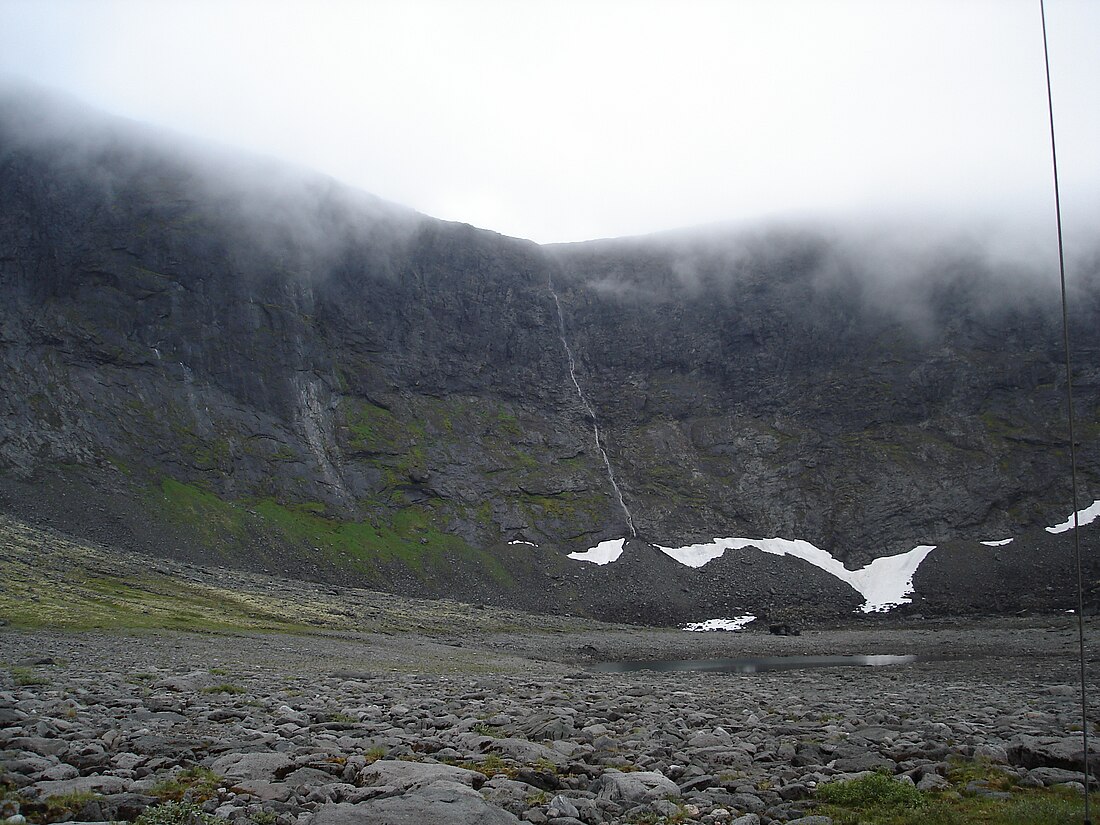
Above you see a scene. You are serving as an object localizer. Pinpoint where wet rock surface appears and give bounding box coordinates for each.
[2,618,1097,824]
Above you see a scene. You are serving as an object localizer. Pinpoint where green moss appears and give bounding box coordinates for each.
[333,366,350,392]
[496,408,523,437]
[1,561,322,634]
[135,801,218,825]
[523,493,572,519]
[184,437,231,470]
[518,489,606,527]
[474,500,494,525]
[342,399,409,454]
[816,772,925,810]
[251,495,513,584]
[251,497,397,570]
[42,790,102,821]
[839,429,910,462]
[944,755,1017,791]
[815,763,1100,825]
[83,576,316,632]
[149,472,509,586]
[11,665,49,686]
[455,753,515,779]
[151,767,223,803]
[156,477,248,545]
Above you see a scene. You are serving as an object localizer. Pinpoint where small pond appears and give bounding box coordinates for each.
[589,654,918,674]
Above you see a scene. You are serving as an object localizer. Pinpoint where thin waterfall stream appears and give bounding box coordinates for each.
[548,278,637,538]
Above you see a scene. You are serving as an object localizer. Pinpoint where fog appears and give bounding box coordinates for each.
[0,78,431,284]
[1,1,1098,246]
[5,72,1095,323]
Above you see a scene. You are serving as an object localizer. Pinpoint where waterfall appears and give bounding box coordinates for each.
[548,278,637,537]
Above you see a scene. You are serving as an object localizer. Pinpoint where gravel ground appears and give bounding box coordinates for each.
[2,617,1098,825]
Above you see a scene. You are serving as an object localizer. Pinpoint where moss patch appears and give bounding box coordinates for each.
[152,477,514,587]
[815,764,1100,825]
[156,477,249,546]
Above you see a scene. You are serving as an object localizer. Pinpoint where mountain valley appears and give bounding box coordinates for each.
[2,85,1098,624]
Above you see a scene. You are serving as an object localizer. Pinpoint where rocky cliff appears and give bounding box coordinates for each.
[1,86,1097,622]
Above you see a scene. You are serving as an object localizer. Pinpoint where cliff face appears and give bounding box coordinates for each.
[550,232,1100,563]
[1,88,1098,621]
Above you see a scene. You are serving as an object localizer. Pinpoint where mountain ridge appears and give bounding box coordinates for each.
[1,85,1097,621]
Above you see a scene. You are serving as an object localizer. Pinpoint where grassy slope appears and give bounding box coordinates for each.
[0,514,583,637]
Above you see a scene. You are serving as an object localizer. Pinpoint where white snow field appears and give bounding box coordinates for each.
[657,537,934,613]
[1046,499,1100,534]
[567,538,626,565]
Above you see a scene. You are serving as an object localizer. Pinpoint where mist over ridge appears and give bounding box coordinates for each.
[5,75,1098,277]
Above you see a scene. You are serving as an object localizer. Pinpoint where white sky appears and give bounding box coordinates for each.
[1,0,1098,244]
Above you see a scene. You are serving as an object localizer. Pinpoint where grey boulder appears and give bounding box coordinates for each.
[211,752,296,782]
[358,759,485,791]
[313,781,519,825]
[590,769,679,803]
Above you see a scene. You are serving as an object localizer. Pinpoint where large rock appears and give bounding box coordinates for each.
[226,780,293,802]
[211,752,296,782]
[7,738,68,757]
[483,738,566,766]
[1007,735,1098,773]
[313,781,519,825]
[358,760,485,791]
[1027,766,1092,786]
[521,711,576,742]
[590,769,679,803]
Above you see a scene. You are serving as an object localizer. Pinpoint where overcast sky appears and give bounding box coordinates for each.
[1,0,1097,244]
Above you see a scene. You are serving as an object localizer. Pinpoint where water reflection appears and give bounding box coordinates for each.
[590,654,918,674]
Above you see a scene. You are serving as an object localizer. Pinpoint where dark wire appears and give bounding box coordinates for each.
[1039,1,1091,822]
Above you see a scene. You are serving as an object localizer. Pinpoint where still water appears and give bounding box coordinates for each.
[589,654,918,674]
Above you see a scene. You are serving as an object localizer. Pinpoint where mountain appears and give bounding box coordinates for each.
[2,84,1098,622]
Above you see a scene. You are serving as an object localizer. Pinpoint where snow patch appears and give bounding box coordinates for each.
[848,545,936,613]
[980,538,1013,547]
[1046,499,1100,534]
[657,537,935,613]
[568,538,625,565]
[508,540,538,547]
[683,615,757,632]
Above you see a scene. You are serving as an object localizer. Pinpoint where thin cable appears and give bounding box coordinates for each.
[1040,2,1091,821]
